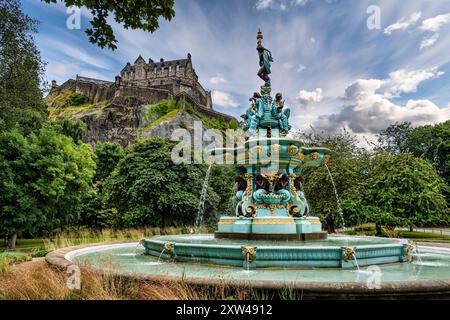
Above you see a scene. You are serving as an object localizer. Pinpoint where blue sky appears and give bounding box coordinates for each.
[23,0,450,140]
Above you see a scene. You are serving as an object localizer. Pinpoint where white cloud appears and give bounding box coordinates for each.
[255,0,273,10]
[296,88,323,107]
[209,74,227,84]
[294,0,308,6]
[212,90,239,108]
[419,13,450,32]
[310,37,316,43]
[420,33,440,50]
[313,76,450,134]
[297,64,306,72]
[383,11,422,35]
[381,67,444,98]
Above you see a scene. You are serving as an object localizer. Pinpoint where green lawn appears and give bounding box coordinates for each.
[398,231,450,241]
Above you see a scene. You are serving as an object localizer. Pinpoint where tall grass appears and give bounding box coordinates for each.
[44,226,209,252]
[0,260,261,300]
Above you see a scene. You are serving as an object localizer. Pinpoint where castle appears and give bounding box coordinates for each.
[49,53,216,112]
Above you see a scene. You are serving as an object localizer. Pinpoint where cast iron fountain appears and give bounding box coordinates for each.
[52,31,450,298]
[141,31,412,269]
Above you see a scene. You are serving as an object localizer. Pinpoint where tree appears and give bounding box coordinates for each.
[102,137,221,228]
[0,0,47,133]
[367,152,448,232]
[94,141,124,182]
[0,127,96,250]
[377,121,450,205]
[301,129,372,233]
[42,0,175,50]
[52,118,87,143]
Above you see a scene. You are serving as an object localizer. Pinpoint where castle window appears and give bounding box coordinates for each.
[176,65,180,72]
[169,66,172,72]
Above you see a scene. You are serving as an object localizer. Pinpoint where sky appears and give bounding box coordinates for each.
[23,0,450,142]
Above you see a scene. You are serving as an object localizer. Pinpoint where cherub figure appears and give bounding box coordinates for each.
[271,92,291,134]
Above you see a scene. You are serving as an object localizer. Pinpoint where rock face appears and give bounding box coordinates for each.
[46,86,238,147]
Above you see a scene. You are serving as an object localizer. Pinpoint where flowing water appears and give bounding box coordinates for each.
[195,164,212,229]
[324,163,346,229]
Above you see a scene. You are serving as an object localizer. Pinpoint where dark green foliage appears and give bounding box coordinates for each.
[0,0,47,133]
[368,152,448,228]
[302,129,372,232]
[102,137,221,228]
[52,118,87,143]
[0,127,96,248]
[94,142,124,182]
[69,93,86,106]
[42,0,175,50]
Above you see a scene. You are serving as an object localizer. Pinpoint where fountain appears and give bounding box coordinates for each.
[47,31,450,298]
[141,31,412,269]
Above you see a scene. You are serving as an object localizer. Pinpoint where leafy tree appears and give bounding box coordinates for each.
[378,121,450,205]
[52,118,87,143]
[94,141,124,182]
[0,0,47,133]
[42,0,175,50]
[0,127,96,250]
[102,137,220,228]
[301,129,372,233]
[367,152,448,232]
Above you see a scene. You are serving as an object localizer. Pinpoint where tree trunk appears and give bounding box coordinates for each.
[7,233,17,251]
[375,224,382,236]
[409,225,413,232]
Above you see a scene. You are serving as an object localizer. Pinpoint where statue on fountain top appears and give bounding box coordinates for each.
[241,30,291,136]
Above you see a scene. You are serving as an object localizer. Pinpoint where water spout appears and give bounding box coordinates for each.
[195,164,212,230]
[324,162,346,229]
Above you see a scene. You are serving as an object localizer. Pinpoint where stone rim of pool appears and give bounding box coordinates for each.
[45,240,450,298]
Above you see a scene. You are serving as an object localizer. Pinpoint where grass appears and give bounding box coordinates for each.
[398,231,450,241]
[0,259,282,300]
[0,252,32,272]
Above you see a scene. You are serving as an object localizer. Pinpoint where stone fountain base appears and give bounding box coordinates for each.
[214,216,326,240]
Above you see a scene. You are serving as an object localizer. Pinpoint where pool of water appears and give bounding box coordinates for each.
[68,240,450,283]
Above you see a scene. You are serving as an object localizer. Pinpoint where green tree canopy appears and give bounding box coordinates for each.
[0,0,47,133]
[102,137,221,228]
[42,0,175,50]
[368,152,448,229]
[0,127,96,250]
[301,129,372,232]
[94,141,124,182]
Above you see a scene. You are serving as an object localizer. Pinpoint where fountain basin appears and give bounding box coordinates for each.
[142,234,411,268]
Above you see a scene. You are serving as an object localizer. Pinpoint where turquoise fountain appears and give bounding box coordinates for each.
[142,31,413,269]
[52,31,450,298]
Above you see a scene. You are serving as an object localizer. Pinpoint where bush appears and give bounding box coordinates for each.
[69,93,87,106]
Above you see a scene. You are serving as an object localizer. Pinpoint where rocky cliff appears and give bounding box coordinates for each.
[45,88,239,147]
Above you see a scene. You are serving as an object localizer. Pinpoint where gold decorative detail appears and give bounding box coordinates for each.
[218,219,235,225]
[272,144,281,152]
[164,242,174,256]
[242,174,253,202]
[224,153,234,162]
[308,219,321,224]
[242,246,256,262]
[288,145,298,154]
[323,155,330,164]
[404,242,414,257]
[255,145,263,154]
[342,246,355,262]
[310,152,320,160]
[295,152,306,161]
[252,219,295,224]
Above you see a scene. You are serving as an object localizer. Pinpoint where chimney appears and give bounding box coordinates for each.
[160,58,164,62]
[187,53,192,60]
[51,80,58,89]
